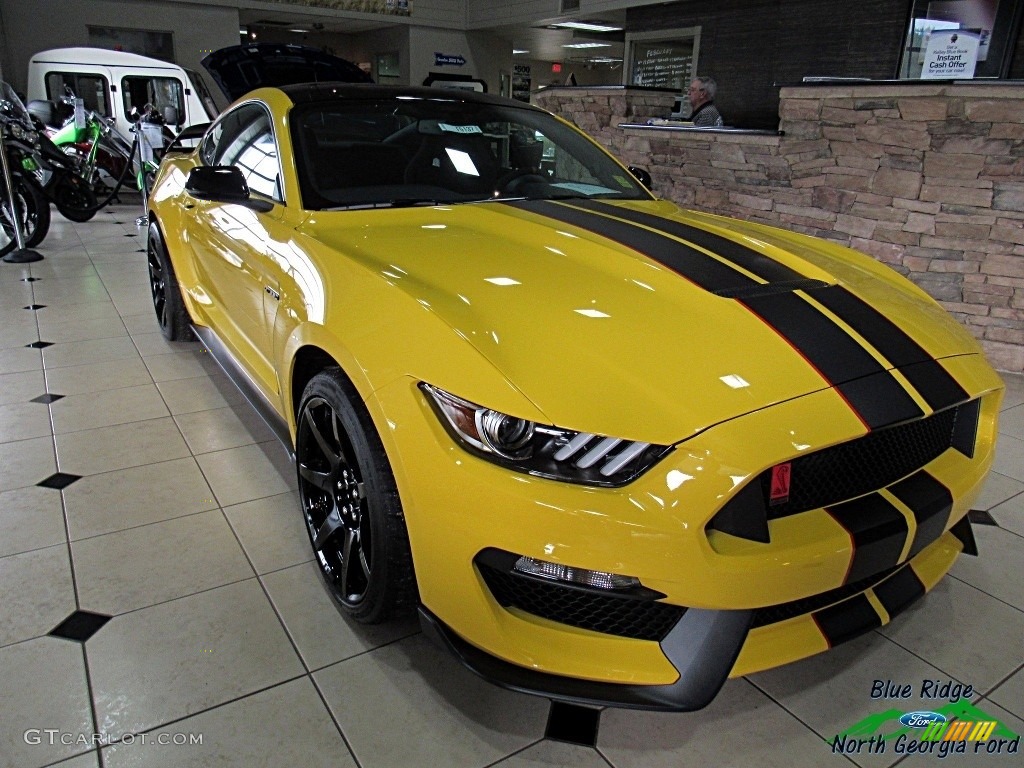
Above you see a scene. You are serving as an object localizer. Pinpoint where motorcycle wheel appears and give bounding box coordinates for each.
[54,174,99,223]
[0,172,50,256]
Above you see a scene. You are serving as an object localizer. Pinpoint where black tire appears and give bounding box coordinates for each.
[147,221,193,341]
[53,174,99,223]
[296,369,417,624]
[0,172,50,255]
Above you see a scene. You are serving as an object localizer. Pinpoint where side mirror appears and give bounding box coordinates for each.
[628,165,653,190]
[162,106,179,127]
[184,165,272,211]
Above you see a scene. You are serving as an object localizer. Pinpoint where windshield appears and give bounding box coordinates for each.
[290,96,651,210]
[0,81,30,122]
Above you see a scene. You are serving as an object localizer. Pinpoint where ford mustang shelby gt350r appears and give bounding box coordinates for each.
[147,83,1003,711]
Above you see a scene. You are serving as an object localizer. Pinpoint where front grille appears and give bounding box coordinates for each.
[763,403,964,521]
[478,563,685,642]
[750,564,900,628]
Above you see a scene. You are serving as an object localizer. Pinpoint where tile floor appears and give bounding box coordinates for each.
[1,205,1022,768]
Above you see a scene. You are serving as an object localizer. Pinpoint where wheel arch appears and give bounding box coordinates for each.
[291,344,346,431]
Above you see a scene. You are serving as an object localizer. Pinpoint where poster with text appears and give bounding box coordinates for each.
[920,29,979,79]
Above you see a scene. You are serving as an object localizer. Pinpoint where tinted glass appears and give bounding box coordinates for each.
[202,103,282,201]
[289,96,651,211]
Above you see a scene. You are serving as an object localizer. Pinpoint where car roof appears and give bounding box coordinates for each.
[278,82,547,114]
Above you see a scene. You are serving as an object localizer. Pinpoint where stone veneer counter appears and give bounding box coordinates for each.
[534,84,1024,373]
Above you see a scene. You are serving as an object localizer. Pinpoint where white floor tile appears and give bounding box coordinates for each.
[315,634,548,768]
[87,579,304,737]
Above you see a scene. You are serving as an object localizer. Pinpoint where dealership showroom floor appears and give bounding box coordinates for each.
[0,204,1022,768]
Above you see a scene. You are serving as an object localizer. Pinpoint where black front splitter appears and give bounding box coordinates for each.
[418,604,752,712]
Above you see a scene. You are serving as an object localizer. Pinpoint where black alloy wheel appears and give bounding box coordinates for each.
[146,221,193,341]
[296,369,416,623]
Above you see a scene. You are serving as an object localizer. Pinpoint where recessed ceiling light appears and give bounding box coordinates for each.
[513,49,530,55]
[562,42,611,49]
[551,21,623,33]
[289,28,310,33]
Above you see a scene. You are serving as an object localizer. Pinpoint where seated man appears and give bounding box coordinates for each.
[688,76,724,127]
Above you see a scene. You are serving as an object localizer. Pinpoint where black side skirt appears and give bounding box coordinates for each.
[191,324,294,458]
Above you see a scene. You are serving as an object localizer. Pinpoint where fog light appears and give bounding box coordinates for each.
[513,556,640,590]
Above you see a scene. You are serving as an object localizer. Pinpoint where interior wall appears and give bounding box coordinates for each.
[626,0,909,129]
[408,26,510,92]
[0,0,240,98]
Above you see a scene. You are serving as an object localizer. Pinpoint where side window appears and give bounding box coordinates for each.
[205,103,282,202]
[199,121,222,166]
[44,72,110,116]
[121,76,185,123]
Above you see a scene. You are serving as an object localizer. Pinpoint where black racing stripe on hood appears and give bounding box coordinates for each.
[504,199,924,429]
[741,291,924,430]
[567,199,807,284]
[809,286,969,412]
[502,200,759,294]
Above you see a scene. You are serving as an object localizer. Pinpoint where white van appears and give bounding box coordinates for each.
[26,47,219,139]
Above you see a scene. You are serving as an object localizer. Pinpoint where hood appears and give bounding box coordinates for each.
[301,199,980,445]
[201,43,372,102]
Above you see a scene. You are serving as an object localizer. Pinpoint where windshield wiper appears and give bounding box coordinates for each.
[323,198,451,211]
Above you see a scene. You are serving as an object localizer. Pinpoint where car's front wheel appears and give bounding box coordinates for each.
[147,221,193,341]
[296,369,416,623]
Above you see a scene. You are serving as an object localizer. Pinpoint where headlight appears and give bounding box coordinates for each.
[4,122,37,145]
[421,383,671,487]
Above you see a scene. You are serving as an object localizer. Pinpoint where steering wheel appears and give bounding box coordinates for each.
[496,169,548,196]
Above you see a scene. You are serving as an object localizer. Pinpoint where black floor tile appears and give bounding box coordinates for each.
[968,509,1000,527]
[37,472,82,490]
[545,701,601,747]
[30,393,65,404]
[49,610,112,642]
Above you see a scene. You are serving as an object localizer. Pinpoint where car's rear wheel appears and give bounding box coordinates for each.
[147,221,193,341]
[296,369,416,623]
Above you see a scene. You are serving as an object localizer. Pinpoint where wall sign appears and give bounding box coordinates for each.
[511,64,532,102]
[624,26,701,89]
[920,29,980,78]
[434,53,466,67]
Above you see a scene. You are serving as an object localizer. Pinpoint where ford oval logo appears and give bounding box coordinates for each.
[900,711,947,728]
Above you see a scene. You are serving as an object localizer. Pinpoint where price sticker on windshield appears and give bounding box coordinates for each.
[439,122,482,134]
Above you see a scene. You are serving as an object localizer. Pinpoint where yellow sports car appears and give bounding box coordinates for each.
[148,82,1003,711]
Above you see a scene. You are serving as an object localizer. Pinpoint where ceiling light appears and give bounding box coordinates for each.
[551,21,623,33]
[513,49,530,55]
[562,42,610,49]
[289,28,310,33]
